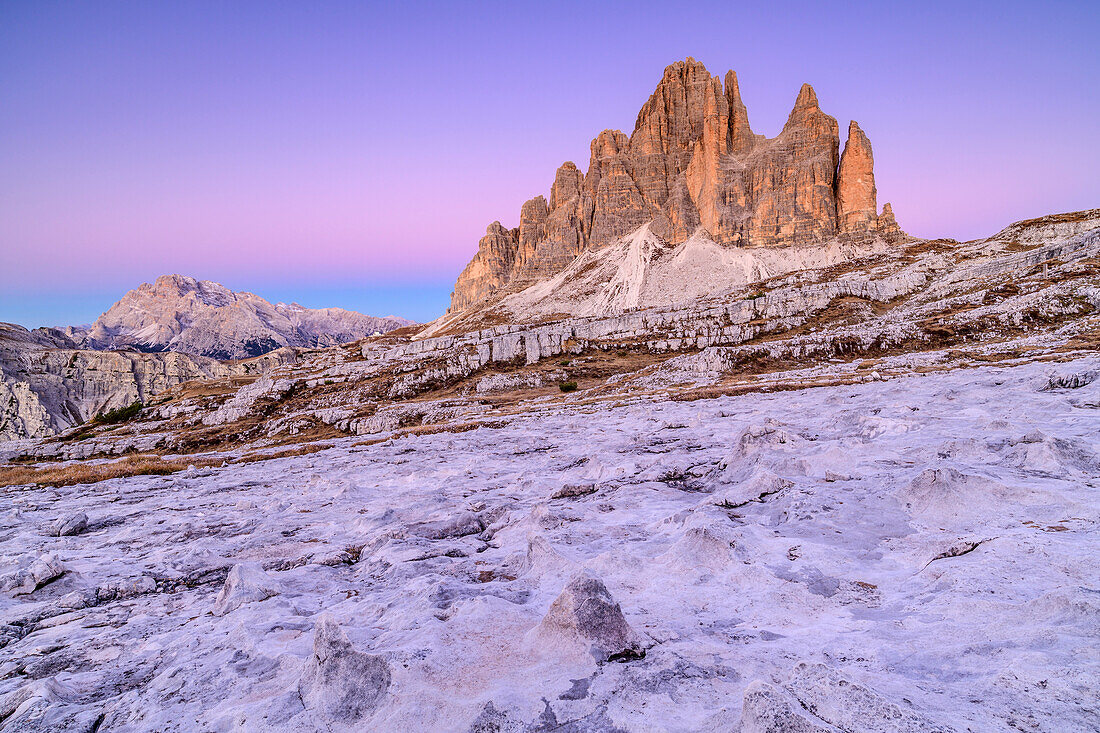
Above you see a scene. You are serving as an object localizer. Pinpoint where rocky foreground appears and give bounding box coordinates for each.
[1,354,1098,731]
[0,73,1097,727]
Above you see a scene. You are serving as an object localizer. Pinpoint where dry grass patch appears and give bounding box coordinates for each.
[904,239,959,256]
[1,439,344,488]
[353,419,507,447]
[237,443,330,463]
[0,455,225,488]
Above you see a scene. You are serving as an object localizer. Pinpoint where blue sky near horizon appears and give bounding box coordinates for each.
[2,0,1098,328]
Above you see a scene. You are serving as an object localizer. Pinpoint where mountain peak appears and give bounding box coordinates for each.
[449,59,906,313]
[794,82,818,110]
[83,277,413,359]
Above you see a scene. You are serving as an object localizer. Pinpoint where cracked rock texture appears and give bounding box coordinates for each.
[1,357,1097,730]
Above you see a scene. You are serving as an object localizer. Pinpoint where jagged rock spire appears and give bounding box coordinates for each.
[837,120,878,234]
[448,58,905,313]
[783,83,820,130]
[724,70,754,155]
[549,162,582,211]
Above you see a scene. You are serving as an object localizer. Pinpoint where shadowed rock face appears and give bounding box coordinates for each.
[450,58,906,312]
[0,321,260,440]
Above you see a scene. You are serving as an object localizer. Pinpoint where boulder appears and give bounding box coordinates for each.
[532,572,645,662]
[298,614,391,722]
[52,512,88,537]
[1,553,66,596]
[212,563,279,616]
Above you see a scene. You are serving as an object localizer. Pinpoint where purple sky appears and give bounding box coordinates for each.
[2,1,1098,327]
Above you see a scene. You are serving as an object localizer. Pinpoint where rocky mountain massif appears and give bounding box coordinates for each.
[0,322,294,442]
[77,274,413,360]
[450,58,903,313]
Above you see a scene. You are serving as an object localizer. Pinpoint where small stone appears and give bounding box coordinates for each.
[212,563,279,616]
[52,513,88,537]
[551,483,597,499]
[410,512,485,540]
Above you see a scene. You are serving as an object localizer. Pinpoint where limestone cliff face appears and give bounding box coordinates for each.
[0,322,295,440]
[449,58,906,312]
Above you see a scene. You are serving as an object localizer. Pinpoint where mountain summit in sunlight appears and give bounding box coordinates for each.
[75,274,413,360]
[448,58,904,315]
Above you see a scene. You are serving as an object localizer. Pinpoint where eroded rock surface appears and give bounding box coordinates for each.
[0,358,1096,730]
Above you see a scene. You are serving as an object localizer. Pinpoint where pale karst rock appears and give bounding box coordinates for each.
[784,662,954,732]
[1,553,66,596]
[530,572,645,662]
[740,680,839,733]
[52,512,88,537]
[212,563,280,616]
[410,512,485,540]
[298,614,391,722]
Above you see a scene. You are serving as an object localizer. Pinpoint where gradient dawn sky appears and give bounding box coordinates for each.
[2,1,1098,328]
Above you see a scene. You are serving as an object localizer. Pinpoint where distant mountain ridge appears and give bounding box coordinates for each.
[75,274,413,360]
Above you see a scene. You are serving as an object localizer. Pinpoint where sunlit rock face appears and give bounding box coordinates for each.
[450,58,907,313]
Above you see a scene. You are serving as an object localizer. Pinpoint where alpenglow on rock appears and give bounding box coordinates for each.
[81,275,414,360]
[450,58,904,312]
